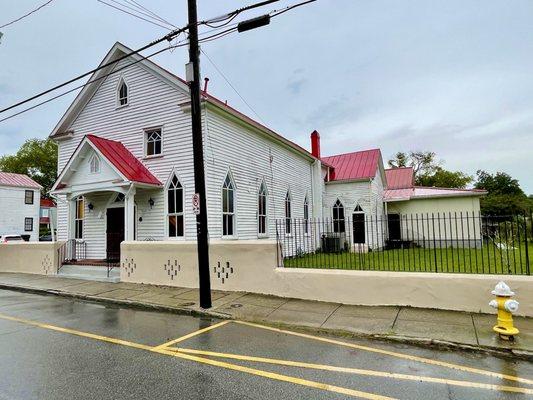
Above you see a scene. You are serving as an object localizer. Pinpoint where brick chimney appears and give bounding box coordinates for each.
[310,130,321,159]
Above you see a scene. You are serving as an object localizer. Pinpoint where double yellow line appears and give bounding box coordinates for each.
[1,312,531,399]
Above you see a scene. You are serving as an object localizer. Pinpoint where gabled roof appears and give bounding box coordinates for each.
[87,135,161,186]
[50,42,319,164]
[322,149,381,181]
[384,186,487,202]
[52,134,161,191]
[385,167,414,189]
[0,172,41,189]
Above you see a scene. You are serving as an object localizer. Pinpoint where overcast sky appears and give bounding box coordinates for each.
[1,0,532,193]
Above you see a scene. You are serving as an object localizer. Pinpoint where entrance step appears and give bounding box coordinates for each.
[58,264,120,283]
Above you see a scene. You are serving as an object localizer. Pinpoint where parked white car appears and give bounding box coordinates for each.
[0,234,24,243]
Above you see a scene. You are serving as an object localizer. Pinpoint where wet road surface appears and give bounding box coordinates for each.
[0,289,531,399]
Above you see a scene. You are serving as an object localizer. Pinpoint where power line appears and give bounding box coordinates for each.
[0,0,54,29]
[123,0,177,27]
[102,0,176,27]
[201,48,266,125]
[0,42,186,124]
[0,0,315,118]
[0,27,246,124]
[97,0,175,30]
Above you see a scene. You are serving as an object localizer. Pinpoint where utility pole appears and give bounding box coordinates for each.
[187,0,211,309]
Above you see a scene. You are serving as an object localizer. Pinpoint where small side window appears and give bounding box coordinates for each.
[145,128,162,156]
[24,190,34,205]
[89,155,100,173]
[24,217,33,232]
[118,78,128,106]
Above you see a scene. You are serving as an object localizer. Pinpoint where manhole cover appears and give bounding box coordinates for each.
[230,303,243,308]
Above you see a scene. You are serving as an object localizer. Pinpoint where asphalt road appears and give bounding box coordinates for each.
[0,289,531,400]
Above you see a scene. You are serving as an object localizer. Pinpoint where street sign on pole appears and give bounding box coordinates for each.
[192,193,200,215]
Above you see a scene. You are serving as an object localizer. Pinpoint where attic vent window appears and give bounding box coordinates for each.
[89,155,100,173]
[118,79,128,106]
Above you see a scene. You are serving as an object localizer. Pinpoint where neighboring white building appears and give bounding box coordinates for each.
[0,172,41,241]
[49,42,486,263]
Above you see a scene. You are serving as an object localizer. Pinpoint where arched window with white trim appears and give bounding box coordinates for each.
[118,78,128,106]
[222,173,235,236]
[258,181,268,237]
[167,175,184,237]
[89,154,100,174]
[284,190,292,234]
[333,199,345,233]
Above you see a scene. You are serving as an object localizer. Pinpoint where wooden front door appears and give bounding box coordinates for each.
[106,207,124,261]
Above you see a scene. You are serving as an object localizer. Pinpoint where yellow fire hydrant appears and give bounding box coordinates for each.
[489,281,519,341]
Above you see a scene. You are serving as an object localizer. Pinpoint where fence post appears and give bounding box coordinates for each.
[525,210,530,275]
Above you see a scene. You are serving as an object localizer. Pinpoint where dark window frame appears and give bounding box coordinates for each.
[24,190,34,205]
[167,175,184,238]
[24,217,33,232]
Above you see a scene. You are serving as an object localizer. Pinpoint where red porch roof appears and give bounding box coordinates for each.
[322,149,381,181]
[87,135,161,186]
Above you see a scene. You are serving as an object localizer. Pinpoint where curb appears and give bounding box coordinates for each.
[1,282,531,362]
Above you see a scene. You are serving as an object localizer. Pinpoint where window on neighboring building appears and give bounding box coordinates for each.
[145,128,162,156]
[258,181,267,237]
[168,175,184,237]
[89,155,100,173]
[24,190,34,205]
[75,196,84,239]
[333,199,345,233]
[118,78,128,106]
[285,191,292,235]
[24,217,33,232]
[40,208,50,218]
[222,173,235,236]
[303,195,309,235]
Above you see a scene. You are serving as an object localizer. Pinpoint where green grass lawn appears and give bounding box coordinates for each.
[283,243,533,275]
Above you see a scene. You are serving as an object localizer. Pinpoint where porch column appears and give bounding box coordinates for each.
[124,187,136,241]
[66,195,76,240]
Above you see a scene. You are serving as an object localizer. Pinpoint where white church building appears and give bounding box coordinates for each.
[50,43,485,263]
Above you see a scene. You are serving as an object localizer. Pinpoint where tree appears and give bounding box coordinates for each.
[417,167,473,189]
[388,150,440,177]
[474,170,529,215]
[0,138,58,195]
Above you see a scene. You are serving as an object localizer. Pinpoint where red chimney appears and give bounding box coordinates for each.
[311,130,321,159]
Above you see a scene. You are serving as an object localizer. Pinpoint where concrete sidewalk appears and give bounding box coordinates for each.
[0,272,531,359]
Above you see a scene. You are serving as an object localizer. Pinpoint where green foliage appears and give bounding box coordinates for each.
[416,167,473,188]
[388,150,440,176]
[474,170,530,215]
[0,138,58,195]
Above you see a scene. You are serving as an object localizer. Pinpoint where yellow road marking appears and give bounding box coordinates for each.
[154,320,231,349]
[0,313,394,400]
[234,320,533,386]
[169,347,533,395]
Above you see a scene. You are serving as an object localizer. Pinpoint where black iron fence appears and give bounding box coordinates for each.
[276,212,532,275]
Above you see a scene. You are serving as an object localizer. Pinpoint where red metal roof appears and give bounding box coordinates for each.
[40,198,56,207]
[385,167,414,189]
[87,135,161,186]
[0,172,41,189]
[322,149,381,181]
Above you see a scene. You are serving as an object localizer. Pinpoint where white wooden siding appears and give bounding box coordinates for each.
[202,109,314,240]
[0,186,40,241]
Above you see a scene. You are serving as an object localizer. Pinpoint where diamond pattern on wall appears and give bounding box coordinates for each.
[41,254,53,275]
[213,261,234,284]
[163,259,181,281]
[122,258,136,277]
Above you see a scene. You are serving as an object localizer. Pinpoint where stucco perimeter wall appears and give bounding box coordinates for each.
[121,241,533,316]
[0,242,63,275]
